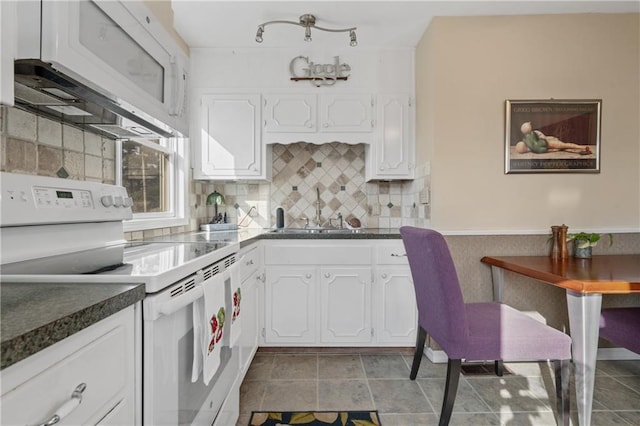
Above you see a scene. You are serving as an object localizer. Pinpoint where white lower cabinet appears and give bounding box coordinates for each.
[375,241,418,345]
[264,266,317,344]
[320,267,372,343]
[238,245,262,374]
[0,305,138,426]
[262,240,415,347]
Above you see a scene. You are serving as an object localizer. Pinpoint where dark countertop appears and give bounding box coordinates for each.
[1,282,145,370]
[236,227,402,248]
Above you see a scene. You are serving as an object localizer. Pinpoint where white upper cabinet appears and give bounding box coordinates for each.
[264,93,317,133]
[366,94,414,181]
[189,48,414,180]
[193,93,272,180]
[320,94,374,132]
[263,93,374,144]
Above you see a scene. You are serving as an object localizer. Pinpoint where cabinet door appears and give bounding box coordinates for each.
[0,307,136,426]
[264,266,316,344]
[366,94,414,180]
[239,272,260,373]
[195,94,265,179]
[375,266,417,344]
[264,94,317,133]
[319,94,374,132]
[320,267,372,343]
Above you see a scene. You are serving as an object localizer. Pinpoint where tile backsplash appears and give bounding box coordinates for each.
[2,106,430,236]
[0,106,115,183]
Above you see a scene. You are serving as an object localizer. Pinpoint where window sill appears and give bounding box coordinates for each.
[123,216,190,233]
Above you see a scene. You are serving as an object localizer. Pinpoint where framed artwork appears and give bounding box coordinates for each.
[505,99,601,173]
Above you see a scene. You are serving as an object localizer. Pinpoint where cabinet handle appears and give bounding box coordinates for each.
[379,166,385,171]
[381,273,388,279]
[325,273,331,278]
[246,259,254,266]
[305,273,312,279]
[39,383,87,426]
[306,123,313,128]
[391,253,407,257]
[323,123,329,128]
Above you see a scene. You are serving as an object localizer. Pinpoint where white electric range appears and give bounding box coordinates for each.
[0,172,241,426]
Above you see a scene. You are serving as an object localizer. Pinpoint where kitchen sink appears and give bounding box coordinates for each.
[270,227,365,234]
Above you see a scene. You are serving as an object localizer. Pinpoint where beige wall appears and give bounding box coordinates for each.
[144,0,189,55]
[416,13,640,233]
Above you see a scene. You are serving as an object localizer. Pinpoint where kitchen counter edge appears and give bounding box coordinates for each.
[1,282,145,370]
[237,227,402,248]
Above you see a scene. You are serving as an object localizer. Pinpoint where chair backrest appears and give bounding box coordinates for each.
[400,226,469,358]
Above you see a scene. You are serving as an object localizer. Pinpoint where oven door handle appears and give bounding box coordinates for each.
[157,286,204,317]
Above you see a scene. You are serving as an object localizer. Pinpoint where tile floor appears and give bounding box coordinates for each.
[236,348,640,426]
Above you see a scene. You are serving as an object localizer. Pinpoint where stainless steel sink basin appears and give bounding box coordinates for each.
[270,227,365,234]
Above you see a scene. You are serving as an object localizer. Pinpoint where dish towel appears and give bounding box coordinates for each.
[191,296,204,382]
[228,261,242,348]
[201,271,227,386]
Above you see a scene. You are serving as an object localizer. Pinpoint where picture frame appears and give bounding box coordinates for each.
[505,99,601,174]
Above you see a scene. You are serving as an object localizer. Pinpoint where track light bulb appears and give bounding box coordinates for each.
[304,26,312,42]
[256,27,264,43]
[349,30,357,47]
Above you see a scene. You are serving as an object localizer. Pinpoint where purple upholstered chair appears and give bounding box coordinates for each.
[400,226,572,426]
[600,307,640,354]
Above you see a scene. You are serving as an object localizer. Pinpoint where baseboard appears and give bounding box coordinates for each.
[597,347,640,360]
[425,347,448,363]
[425,347,640,364]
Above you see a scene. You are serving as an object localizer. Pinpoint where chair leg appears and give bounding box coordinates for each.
[439,359,461,426]
[554,359,570,426]
[410,326,427,380]
[495,360,504,377]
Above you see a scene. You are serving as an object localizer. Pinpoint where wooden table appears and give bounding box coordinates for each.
[480,255,640,426]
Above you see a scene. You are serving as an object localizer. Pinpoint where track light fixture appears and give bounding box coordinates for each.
[255,14,357,47]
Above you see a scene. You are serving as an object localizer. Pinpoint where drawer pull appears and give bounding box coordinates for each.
[246,259,254,266]
[391,253,407,257]
[305,274,312,279]
[40,383,87,426]
[381,273,388,279]
[324,273,331,278]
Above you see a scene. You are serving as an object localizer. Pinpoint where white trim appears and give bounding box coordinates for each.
[596,347,640,361]
[425,347,448,364]
[437,228,639,236]
[425,347,640,364]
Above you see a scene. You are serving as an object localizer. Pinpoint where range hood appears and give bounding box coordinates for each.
[14,60,175,139]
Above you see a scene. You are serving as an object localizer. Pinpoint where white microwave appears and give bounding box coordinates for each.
[15,0,189,137]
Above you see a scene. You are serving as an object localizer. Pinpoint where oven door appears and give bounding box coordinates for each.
[142,271,239,426]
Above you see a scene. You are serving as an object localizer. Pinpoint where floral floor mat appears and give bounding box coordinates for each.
[248,410,381,425]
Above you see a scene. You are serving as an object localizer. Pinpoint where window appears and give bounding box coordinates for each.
[117,137,188,231]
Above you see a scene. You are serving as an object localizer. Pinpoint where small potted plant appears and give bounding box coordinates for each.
[568,232,613,258]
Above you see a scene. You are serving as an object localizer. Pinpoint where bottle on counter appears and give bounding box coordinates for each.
[276,207,284,228]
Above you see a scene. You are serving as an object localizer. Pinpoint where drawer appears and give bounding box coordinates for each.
[265,245,372,265]
[239,246,259,282]
[1,309,134,426]
[376,242,408,265]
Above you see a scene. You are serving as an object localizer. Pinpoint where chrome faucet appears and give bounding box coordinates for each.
[315,187,322,227]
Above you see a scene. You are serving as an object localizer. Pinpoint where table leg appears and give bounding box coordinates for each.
[490,265,504,303]
[566,290,602,426]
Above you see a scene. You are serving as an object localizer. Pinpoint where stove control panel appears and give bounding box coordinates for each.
[0,172,133,226]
